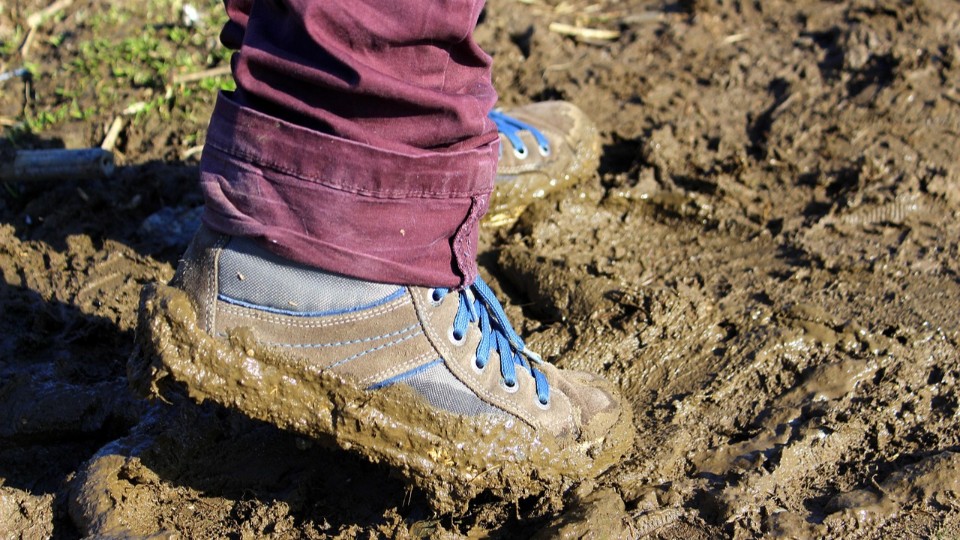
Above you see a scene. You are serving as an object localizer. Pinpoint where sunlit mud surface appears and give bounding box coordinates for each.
[1,0,959,537]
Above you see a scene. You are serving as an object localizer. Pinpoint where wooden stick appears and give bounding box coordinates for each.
[26,0,75,28]
[21,0,76,58]
[101,117,125,151]
[0,148,115,183]
[19,27,36,58]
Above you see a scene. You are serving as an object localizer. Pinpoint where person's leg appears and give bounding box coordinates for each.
[132,0,631,507]
[203,0,497,288]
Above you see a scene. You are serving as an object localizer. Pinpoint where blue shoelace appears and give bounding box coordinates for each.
[489,109,551,160]
[431,277,550,406]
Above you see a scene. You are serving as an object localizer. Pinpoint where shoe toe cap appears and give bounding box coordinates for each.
[544,367,625,444]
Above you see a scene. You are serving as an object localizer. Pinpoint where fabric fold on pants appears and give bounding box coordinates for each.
[200,0,498,288]
[201,93,495,288]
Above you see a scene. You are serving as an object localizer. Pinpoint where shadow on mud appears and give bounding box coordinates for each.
[0,229,470,537]
[67,398,436,537]
[3,157,202,267]
[0,280,139,538]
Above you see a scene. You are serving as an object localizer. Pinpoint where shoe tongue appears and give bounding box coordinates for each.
[218,236,401,314]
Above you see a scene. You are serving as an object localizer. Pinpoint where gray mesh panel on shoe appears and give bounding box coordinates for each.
[401,363,508,418]
[218,236,402,314]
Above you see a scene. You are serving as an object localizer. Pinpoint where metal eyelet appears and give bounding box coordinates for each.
[427,288,443,307]
[500,378,519,393]
[471,355,485,374]
[447,325,467,347]
[538,143,551,157]
[513,145,529,159]
[536,396,551,410]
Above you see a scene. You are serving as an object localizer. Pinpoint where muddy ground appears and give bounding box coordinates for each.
[1,0,959,537]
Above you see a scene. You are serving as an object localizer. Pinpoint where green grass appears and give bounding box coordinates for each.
[2,0,234,136]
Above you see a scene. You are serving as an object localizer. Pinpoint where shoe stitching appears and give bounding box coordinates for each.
[217,294,410,327]
[261,323,419,349]
[462,349,540,427]
[357,351,436,387]
[541,391,575,435]
[327,329,424,370]
[207,233,229,334]
[213,283,573,433]
[218,304,405,328]
[437,287,570,434]
[216,286,405,318]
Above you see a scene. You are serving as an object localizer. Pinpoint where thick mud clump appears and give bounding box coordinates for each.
[2,0,960,537]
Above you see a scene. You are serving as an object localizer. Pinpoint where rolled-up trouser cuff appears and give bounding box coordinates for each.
[199,92,496,288]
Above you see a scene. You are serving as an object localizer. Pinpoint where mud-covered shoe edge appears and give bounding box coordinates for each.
[128,281,634,513]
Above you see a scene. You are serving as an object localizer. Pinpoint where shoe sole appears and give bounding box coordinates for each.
[129,283,635,513]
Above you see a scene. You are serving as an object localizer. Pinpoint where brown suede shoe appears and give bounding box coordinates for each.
[487,101,602,227]
[129,226,633,512]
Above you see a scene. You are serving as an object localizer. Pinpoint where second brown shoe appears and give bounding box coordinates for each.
[487,101,602,227]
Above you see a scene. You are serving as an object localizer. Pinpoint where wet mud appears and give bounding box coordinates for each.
[2,0,960,537]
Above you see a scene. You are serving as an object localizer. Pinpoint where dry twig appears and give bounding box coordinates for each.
[101,117,125,152]
[172,65,232,85]
[549,22,620,41]
[20,0,75,58]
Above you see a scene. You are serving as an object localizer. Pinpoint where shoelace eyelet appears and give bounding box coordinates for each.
[538,143,551,157]
[446,276,551,404]
[536,396,550,410]
[447,325,467,347]
[472,355,485,374]
[512,145,528,160]
[428,288,444,307]
[500,377,519,393]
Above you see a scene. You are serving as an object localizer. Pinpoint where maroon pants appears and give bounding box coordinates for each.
[200,0,498,288]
